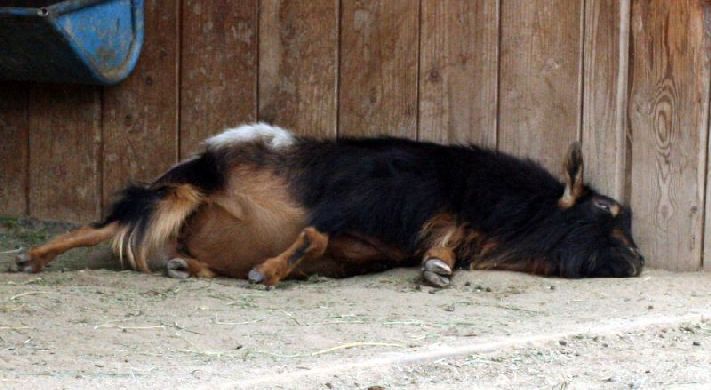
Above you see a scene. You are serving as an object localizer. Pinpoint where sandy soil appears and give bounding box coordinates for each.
[0,217,710,389]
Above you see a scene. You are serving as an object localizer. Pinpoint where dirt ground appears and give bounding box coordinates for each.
[0,217,710,389]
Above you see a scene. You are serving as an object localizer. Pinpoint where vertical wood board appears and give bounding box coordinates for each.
[28,85,102,223]
[498,0,584,172]
[339,0,419,138]
[259,0,338,138]
[0,83,29,216]
[180,0,258,156]
[630,0,709,271]
[103,0,180,209]
[582,0,631,200]
[419,0,499,146]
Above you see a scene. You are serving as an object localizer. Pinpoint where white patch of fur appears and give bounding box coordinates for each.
[206,122,295,150]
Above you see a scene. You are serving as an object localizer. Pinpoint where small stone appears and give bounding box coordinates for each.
[559,340,568,346]
[692,341,701,346]
[368,386,385,390]
[647,305,654,310]
[325,383,333,389]
[464,281,472,287]
[602,343,609,348]
[549,285,556,290]
[485,287,492,292]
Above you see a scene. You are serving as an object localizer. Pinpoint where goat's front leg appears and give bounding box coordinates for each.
[418,214,464,287]
[247,227,328,286]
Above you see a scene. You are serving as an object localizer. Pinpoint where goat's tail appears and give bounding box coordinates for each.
[96,152,223,271]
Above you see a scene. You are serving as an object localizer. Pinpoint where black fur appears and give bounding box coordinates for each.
[289,137,643,278]
[96,150,224,229]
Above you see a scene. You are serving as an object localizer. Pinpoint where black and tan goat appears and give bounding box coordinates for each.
[16,123,644,287]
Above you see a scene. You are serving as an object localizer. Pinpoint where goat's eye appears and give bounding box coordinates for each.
[595,202,609,211]
[592,198,617,214]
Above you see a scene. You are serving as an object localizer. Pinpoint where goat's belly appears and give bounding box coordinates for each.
[181,165,308,278]
[181,202,305,278]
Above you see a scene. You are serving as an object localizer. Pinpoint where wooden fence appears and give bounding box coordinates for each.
[1,0,710,271]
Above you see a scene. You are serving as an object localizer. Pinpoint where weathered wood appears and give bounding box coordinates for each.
[702,0,711,272]
[498,0,584,172]
[630,0,709,271]
[103,0,179,210]
[259,0,338,138]
[339,0,419,138]
[419,0,499,146]
[582,0,630,200]
[28,85,102,223]
[0,83,29,216]
[180,0,258,156]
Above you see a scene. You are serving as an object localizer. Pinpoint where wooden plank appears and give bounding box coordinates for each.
[103,0,179,210]
[0,82,29,216]
[28,85,102,223]
[419,0,498,146]
[630,0,709,271]
[339,0,419,138]
[259,0,338,138]
[707,2,711,272]
[498,0,584,172]
[180,0,258,156]
[582,0,631,200]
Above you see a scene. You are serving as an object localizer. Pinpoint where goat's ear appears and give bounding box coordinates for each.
[559,142,585,208]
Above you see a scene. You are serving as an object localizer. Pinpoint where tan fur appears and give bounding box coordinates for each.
[418,214,464,250]
[609,204,621,217]
[252,227,330,286]
[111,184,203,272]
[559,144,586,208]
[559,167,585,208]
[180,166,307,277]
[23,223,119,272]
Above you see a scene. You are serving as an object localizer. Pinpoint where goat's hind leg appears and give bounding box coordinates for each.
[165,256,217,279]
[15,222,120,273]
[247,227,329,286]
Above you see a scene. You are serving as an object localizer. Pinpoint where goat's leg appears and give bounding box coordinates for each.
[165,257,217,279]
[16,222,120,273]
[247,227,328,286]
[418,214,465,287]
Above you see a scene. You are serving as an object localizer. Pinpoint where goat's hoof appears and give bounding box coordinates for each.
[247,269,264,284]
[15,253,36,273]
[422,259,452,287]
[166,258,190,279]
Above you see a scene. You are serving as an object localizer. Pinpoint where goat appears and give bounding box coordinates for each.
[16,123,644,287]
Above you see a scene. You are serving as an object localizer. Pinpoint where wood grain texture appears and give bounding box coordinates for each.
[339,0,419,138]
[28,85,102,223]
[419,0,499,146]
[180,0,258,156]
[103,0,179,210]
[259,0,338,138]
[498,0,584,172]
[582,0,630,200]
[0,83,29,216]
[629,0,709,271]
[705,2,711,272]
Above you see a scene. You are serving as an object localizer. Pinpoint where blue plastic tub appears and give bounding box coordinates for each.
[0,0,144,85]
